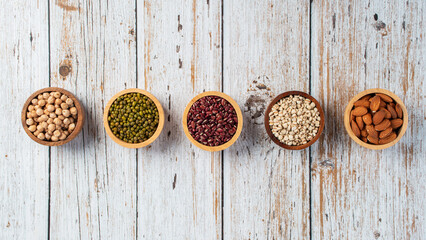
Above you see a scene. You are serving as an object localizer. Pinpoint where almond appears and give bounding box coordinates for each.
[391,118,403,129]
[356,116,364,130]
[362,137,368,143]
[376,93,393,103]
[379,100,386,108]
[372,110,386,125]
[395,103,403,118]
[387,104,397,119]
[360,95,372,101]
[379,107,392,119]
[379,127,393,139]
[379,132,397,144]
[351,120,361,137]
[362,113,373,125]
[352,106,368,116]
[354,99,370,108]
[369,96,381,112]
[361,129,368,137]
[366,125,378,139]
[367,135,379,144]
[375,119,391,131]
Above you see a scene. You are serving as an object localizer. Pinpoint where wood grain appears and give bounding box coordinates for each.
[49,0,137,238]
[137,0,223,239]
[0,0,50,239]
[223,0,311,239]
[311,0,426,238]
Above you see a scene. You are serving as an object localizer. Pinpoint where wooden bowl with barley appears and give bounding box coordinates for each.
[264,91,325,150]
[344,88,408,150]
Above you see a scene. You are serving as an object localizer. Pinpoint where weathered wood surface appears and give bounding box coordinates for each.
[0,0,425,239]
[311,0,426,239]
[223,1,311,239]
[137,0,222,239]
[0,0,50,239]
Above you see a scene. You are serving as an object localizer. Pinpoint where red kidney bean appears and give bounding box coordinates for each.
[187,95,238,146]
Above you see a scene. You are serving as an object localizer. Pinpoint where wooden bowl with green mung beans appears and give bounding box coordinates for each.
[103,88,164,148]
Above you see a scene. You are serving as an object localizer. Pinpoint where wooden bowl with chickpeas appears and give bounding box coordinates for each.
[21,87,84,146]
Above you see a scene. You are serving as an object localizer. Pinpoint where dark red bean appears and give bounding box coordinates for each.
[187,95,238,146]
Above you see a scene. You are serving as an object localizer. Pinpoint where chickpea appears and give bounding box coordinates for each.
[45,133,52,140]
[59,133,67,140]
[60,95,68,101]
[28,125,37,132]
[63,118,71,125]
[65,98,73,106]
[38,99,46,107]
[31,111,38,118]
[62,110,71,117]
[43,92,50,99]
[34,105,41,110]
[63,130,69,136]
[43,109,49,115]
[58,115,65,120]
[53,130,61,137]
[36,108,44,116]
[50,92,55,96]
[51,136,59,142]
[55,108,62,115]
[26,112,32,118]
[49,113,57,119]
[31,98,38,105]
[53,92,61,98]
[47,96,55,104]
[38,115,48,122]
[53,118,62,126]
[54,99,62,105]
[46,104,55,112]
[26,118,34,125]
[54,104,60,108]
[68,123,76,131]
[28,105,35,111]
[33,130,41,136]
[69,117,74,123]
[40,121,48,129]
[36,125,44,131]
[37,133,45,140]
[70,107,77,115]
[37,94,43,100]
[48,124,56,132]
[56,125,61,130]
[61,103,69,110]
[47,118,54,124]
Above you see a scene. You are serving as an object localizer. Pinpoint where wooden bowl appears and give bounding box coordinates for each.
[103,88,164,148]
[264,91,325,150]
[182,91,243,152]
[21,87,85,146]
[344,88,408,150]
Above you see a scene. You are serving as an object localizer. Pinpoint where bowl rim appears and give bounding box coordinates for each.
[182,91,243,152]
[21,87,85,146]
[344,88,408,150]
[103,88,165,148]
[264,91,325,150]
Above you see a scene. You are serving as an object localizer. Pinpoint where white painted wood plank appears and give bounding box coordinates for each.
[137,1,222,239]
[49,0,137,238]
[311,0,426,239]
[223,1,311,239]
[0,1,50,239]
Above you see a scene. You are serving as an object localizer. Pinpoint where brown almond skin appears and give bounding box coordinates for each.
[361,129,368,137]
[379,127,393,139]
[375,119,391,131]
[391,118,403,129]
[390,102,395,107]
[395,104,403,118]
[362,113,373,125]
[372,110,386,125]
[379,100,387,108]
[354,99,367,107]
[379,132,397,144]
[352,106,368,116]
[376,93,393,103]
[360,95,372,101]
[387,104,397,119]
[351,120,361,137]
[361,137,368,143]
[379,107,392,119]
[356,116,364,130]
[367,135,379,144]
[366,125,379,139]
[369,96,381,112]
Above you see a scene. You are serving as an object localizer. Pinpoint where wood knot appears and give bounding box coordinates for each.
[59,65,71,77]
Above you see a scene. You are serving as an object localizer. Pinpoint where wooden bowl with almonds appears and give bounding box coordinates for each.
[344,88,408,150]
